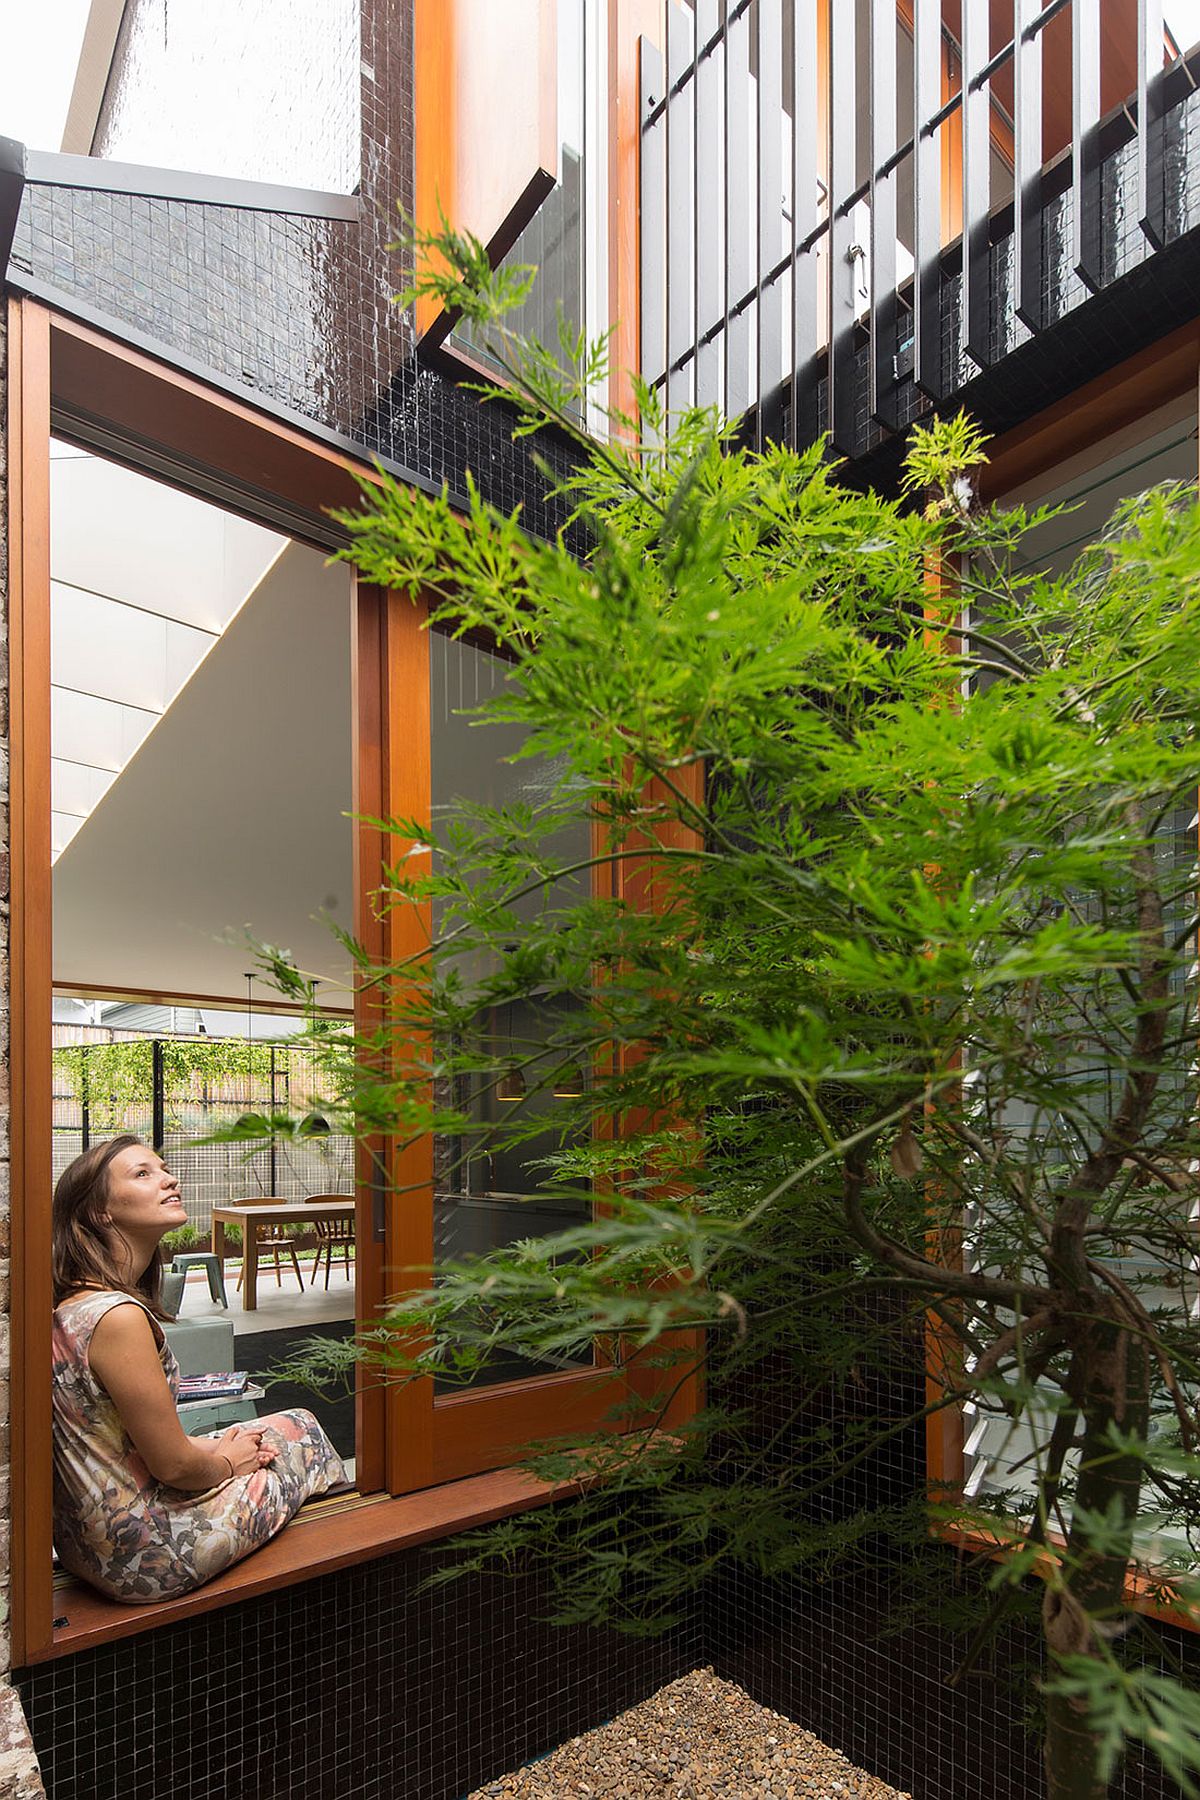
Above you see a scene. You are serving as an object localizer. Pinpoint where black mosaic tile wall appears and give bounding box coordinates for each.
[706,1558,1200,1800]
[702,1303,1200,1800]
[18,1545,699,1800]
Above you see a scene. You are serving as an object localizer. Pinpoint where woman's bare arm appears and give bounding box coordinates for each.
[87,1303,268,1490]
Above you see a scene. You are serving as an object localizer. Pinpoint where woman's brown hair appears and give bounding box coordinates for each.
[52,1135,170,1318]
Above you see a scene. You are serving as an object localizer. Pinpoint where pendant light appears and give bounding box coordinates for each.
[552,1063,585,1099]
[496,1065,527,1104]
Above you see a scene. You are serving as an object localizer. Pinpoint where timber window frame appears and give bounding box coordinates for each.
[7,0,677,1663]
[5,299,654,1664]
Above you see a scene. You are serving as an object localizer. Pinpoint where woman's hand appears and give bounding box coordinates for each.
[215,1424,277,1479]
[87,1301,279,1491]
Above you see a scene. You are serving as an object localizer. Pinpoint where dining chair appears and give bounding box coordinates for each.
[231,1197,305,1293]
[305,1193,356,1289]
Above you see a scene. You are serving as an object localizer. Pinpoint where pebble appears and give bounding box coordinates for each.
[464,1668,912,1800]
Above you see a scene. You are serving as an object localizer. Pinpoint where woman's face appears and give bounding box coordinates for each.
[101,1144,187,1247]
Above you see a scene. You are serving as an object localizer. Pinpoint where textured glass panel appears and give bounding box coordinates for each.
[92,0,361,192]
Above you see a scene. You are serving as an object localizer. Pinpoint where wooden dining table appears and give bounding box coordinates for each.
[211,1200,356,1311]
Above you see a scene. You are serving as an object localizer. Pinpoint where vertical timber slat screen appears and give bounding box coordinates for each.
[1139,0,1167,247]
[1013,0,1044,332]
[1072,0,1103,291]
[640,0,1188,450]
[959,0,991,369]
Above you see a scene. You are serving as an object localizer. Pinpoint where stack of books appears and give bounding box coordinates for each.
[176,1372,251,1403]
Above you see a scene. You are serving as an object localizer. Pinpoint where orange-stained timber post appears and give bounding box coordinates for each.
[602,764,707,1431]
[608,0,664,429]
[8,296,56,1666]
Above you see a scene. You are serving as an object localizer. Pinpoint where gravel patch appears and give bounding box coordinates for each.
[466,1667,912,1799]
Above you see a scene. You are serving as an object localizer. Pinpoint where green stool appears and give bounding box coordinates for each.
[171,1252,229,1308]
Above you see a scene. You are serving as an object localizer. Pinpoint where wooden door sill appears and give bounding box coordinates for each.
[36,1466,570,1663]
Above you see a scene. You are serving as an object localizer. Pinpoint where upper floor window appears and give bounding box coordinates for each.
[67,0,362,193]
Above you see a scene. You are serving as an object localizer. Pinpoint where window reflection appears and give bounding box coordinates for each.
[430,630,592,1389]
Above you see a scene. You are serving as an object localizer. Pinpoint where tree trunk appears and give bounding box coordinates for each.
[1042,1309,1149,1800]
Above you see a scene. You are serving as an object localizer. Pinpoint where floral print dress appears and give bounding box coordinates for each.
[52,1290,347,1603]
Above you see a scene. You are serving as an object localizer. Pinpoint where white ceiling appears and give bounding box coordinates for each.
[52,521,355,1009]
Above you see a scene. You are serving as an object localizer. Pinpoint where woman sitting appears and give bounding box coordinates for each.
[52,1134,347,1603]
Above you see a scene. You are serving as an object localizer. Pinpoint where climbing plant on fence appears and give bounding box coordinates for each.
[52,1040,155,1135]
[51,1037,345,1135]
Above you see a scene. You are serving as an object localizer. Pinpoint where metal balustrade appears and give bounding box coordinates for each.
[639,0,1194,454]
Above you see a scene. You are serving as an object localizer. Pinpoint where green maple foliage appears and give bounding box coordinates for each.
[261,218,1200,1800]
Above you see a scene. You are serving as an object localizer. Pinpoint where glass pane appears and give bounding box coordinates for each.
[89,0,361,192]
[50,443,358,1488]
[430,629,593,1389]
[963,408,1200,1545]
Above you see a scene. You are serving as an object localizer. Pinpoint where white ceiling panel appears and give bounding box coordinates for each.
[52,758,116,820]
[51,687,159,775]
[53,539,354,1006]
[50,446,285,632]
[51,583,214,715]
[52,813,85,859]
